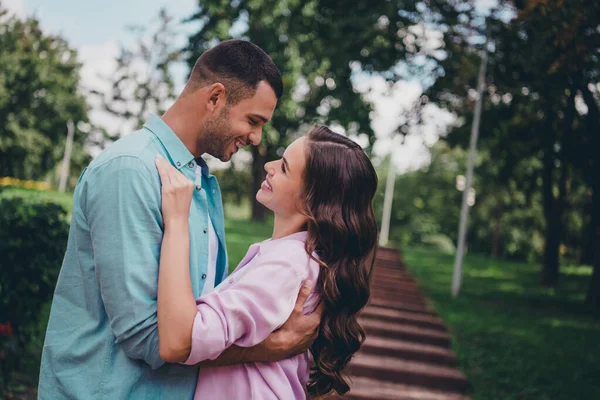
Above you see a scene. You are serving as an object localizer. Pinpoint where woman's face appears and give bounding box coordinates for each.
[256,136,307,217]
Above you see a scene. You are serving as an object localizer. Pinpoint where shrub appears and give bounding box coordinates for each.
[0,196,69,387]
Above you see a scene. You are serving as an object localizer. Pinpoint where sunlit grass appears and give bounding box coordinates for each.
[0,187,74,220]
[402,246,600,400]
[224,216,272,270]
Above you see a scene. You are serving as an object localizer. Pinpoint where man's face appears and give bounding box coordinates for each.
[201,80,278,162]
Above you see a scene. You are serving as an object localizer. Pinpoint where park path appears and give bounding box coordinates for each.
[325,247,471,400]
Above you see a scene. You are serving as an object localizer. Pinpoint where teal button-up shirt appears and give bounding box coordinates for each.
[39,115,228,399]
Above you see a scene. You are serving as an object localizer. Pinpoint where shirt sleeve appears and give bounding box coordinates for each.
[182,245,306,365]
[85,156,165,370]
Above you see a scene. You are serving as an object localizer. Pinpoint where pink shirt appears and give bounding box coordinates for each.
[183,231,320,399]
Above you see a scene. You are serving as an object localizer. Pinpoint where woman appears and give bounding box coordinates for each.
[155,126,378,398]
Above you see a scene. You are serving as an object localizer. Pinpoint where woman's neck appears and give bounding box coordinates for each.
[271,214,306,240]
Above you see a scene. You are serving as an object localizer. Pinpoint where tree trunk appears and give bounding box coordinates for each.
[251,145,267,221]
[586,189,600,309]
[541,102,560,287]
[581,84,600,309]
[491,200,502,258]
[580,208,594,265]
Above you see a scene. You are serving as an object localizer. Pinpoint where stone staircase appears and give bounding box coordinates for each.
[325,247,471,400]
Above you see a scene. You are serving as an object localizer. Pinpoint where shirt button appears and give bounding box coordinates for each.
[188,161,195,168]
[203,227,207,233]
[176,161,181,167]
[196,185,201,191]
[201,274,207,280]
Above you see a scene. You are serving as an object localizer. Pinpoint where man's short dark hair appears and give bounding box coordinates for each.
[185,39,283,104]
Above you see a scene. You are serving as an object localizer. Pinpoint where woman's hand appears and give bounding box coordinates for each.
[155,155,195,228]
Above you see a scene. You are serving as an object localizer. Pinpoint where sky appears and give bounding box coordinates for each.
[2,0,497,173]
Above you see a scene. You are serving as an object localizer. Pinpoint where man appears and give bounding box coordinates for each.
[39,40,320,399]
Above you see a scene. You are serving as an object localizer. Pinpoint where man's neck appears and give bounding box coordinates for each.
[162,97,205,158]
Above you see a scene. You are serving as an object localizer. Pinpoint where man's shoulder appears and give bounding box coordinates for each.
[89,127,159,171]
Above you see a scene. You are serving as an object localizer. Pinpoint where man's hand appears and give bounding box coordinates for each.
[199,280,323,367]
[259,280,324,362]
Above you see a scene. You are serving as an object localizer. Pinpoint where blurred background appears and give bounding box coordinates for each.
[0,0,598,398]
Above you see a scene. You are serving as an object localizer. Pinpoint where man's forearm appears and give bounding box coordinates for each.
[198,345,257,367]
[199,336,286,367]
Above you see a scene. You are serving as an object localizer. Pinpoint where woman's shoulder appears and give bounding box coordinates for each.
[258,232,309,259]
[259,232,321,268]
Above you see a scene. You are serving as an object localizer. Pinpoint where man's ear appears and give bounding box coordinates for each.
[207,83,226,112]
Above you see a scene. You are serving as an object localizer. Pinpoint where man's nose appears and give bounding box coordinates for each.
[249,129,263,146]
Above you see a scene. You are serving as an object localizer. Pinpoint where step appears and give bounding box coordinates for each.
[370,297,427,311]
[361,306,446,331]
[371,278,418,286]
[360,319,450,347]
[370,294,426,307]
[372,278,417,287]
[370,289,424,301]
[369,297,435,315]
[374,262,406,270]
[375,252,402,261]
[375,248,401,259]
[371,279,418,288]
[370,290,426,305]
[372,269,413,278]
[347,353,470,393]
[325,376,471,400]
[361,336,457,366]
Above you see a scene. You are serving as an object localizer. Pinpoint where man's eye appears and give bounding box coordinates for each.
[249,119,257,126]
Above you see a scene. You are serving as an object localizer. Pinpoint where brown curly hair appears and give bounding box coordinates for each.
[299,126,378,397]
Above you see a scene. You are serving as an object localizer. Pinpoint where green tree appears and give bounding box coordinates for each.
[184,0,467,220]
[92,8,181,144]
[427,0,600,307]
[0,7,90,184]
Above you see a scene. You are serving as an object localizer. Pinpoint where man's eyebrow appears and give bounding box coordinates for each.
[250,113,269,124]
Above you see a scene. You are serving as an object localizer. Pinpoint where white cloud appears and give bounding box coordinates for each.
[357,75,455,174]
[475,0,499,12]
[77,41,138,155]
[1,0,27,18]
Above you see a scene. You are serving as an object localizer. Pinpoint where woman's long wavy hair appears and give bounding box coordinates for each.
[300,126,378,397]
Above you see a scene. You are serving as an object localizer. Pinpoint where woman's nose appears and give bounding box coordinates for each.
[264,161,274,174]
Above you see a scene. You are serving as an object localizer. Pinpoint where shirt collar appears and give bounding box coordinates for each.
[143,114,195,171]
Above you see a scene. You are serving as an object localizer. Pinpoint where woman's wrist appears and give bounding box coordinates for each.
[164,216,189,232]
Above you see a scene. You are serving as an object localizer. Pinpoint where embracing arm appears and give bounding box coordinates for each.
[155,157,323,365]
[157,218,198,362]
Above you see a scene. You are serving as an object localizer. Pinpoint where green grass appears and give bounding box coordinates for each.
[224,216,272,270]
[402,246,600,400]
[0,187,75,220]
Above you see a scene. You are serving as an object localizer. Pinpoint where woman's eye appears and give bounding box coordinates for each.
[281,163,286,173]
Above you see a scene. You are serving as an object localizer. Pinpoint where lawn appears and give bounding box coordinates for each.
[402,247,600,400]
[224,216,272,270]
